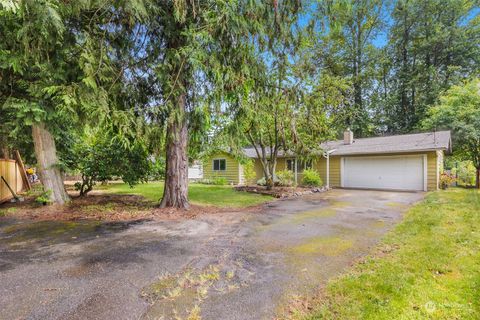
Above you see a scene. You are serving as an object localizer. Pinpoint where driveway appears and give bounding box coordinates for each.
[0,189,424,320]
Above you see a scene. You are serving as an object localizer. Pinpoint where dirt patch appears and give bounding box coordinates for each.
[0,193,264,223]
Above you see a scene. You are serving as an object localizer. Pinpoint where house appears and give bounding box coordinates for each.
[203,130,452,191]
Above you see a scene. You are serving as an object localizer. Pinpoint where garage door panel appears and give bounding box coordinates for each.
[343,156,424,191]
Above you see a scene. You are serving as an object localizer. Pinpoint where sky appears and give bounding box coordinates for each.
[299,2,480,49]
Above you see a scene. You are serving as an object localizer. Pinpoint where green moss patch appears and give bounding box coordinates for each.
[291,236,354,257]
[298,189,480,320]
[291,208,337,224]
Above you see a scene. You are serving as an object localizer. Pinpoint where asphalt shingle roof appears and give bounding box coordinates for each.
[242,131,451,158]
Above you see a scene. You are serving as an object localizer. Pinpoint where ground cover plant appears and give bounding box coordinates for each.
[295,188,480,320]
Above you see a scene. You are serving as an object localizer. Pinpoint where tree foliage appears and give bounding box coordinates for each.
[423,78,480,188]
[73,130,151,196]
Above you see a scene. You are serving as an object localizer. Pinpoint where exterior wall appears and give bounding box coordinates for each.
[0,159,25,203]
[203,152,240,184]
[251,151,442,191]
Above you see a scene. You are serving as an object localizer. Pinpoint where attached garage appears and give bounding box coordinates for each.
[318,130,452,192]
[341,155,426,191]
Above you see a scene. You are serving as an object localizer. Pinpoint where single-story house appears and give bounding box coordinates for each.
[203,130,452,192]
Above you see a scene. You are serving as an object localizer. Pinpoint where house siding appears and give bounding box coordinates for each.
[203,152,240,184]
[211,150,443,190]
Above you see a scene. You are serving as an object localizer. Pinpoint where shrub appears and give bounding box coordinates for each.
[212,176,228,185]
[440,172,456,189]
[276,170,294,186]
[302,169,322,187]
[73,134,151,196]
[256,174,280,186]
[454,161,476,186]
[243,160,256,184]
[197,179,213,185]
[35,189,52,205]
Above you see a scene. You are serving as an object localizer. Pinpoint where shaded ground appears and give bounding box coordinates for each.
[0,192,263,221]
[0,189,424,319]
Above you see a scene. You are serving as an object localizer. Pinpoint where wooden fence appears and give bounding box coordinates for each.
[0,152,30,203]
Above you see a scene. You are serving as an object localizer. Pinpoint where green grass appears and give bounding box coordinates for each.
[99,181,272,208]
[300,188,480,320]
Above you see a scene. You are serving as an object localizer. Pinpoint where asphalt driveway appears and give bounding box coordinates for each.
[0,189,424,320]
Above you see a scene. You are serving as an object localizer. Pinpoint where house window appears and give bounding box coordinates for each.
[303,159,313,170]
[286,159,296,171]
[213,159,226,171]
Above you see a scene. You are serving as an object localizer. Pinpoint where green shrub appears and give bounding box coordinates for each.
[212,176,228,185]
[256,175,280,186]
[302,169,322,186]
[243,160,256,184]
[454,161,476,186]
[276,170,294,186]
[35,189,52,205]
[197,179,213,185]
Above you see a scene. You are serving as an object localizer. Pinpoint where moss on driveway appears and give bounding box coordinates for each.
[298,188,480,320]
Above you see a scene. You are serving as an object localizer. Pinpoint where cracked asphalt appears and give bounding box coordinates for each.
[0,189,424,320]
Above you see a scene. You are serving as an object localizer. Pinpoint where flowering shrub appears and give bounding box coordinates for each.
[439,172,456,189]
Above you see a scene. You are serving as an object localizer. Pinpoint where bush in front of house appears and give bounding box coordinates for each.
[243,160,256,184]
[212,176,228,185]
[276,170,294,186]
[198,176,229,185]
[302,169,322,187]
[256,175,280,186]
[439,172,456,189]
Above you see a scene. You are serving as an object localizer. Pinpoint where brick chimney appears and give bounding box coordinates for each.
[344,128,353,145]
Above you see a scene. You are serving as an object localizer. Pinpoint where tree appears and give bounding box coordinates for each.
[313,0,386,136]
[73,130,150,196]
[384,0,480,133]
[0,1,146,204]
[423,78,480,188]
[131,0,302,207]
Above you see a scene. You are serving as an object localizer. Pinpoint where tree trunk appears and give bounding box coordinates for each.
[476,167,480,189]
[32,122,70,204]
[159,94,189,209]
[0,134,9,159]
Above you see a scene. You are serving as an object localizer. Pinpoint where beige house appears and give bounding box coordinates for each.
[203,130,452,192]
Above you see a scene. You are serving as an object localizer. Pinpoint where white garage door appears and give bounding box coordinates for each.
[342,155,425,191]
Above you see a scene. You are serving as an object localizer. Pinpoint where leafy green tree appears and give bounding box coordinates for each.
[73,131,151,196]
[0,1,146,204]
[423,78,480,188]
[384,0,480,133]
[132,0,302,207]
[313,0,386,136]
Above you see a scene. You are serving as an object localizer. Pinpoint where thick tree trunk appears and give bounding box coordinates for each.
[32,122,70,204]
[476,168,480,189]
[159,94,189,209]
[0,134,9,159]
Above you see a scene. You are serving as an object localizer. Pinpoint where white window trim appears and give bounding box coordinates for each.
[212,158,227,171]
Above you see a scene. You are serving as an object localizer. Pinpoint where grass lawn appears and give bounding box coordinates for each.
[99,181,272,208]
[299,188,480,320]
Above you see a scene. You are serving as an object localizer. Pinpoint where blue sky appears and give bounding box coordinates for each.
[299,3,480,49]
